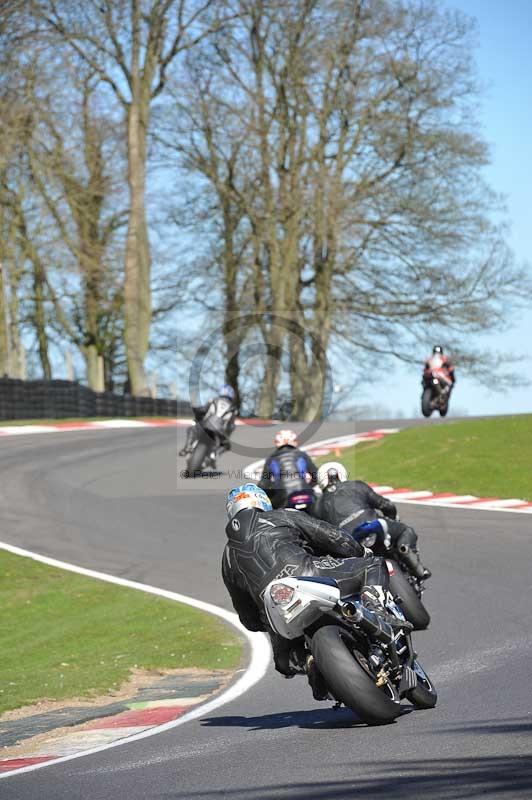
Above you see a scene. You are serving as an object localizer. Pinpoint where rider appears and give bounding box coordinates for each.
[424,345,456,389]
[314,462,431,581]
[222,483,408,696]
[258,429,318,508]
[179,384,237,468]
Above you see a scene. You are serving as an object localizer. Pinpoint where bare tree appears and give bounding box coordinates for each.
[27,67,127,390]
[30,0,224,394]
[172,0,530,419]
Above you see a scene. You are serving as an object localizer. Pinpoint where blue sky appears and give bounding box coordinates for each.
[357,0,532,417]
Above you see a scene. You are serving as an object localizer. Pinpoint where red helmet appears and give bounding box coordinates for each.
[274,429,299,448]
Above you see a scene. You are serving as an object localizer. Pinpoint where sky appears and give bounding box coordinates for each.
[356,0,532,418]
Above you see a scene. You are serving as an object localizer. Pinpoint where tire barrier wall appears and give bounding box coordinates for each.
[0,378,191,420]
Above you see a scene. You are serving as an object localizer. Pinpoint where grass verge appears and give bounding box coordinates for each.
[321,416,532,501]
[1,550,241,715]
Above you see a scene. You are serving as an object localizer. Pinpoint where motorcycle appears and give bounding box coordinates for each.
[183,425,222,476]
[353,518,430,630]
[421,366,452,417]
[264,575,437,725]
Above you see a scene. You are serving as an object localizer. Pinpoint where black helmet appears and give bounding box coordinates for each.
[433,345,443,355]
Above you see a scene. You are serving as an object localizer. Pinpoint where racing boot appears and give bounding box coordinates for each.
[361,585,413,632]
[179,427,196,457]
[398,544,432,581]
[306,655,329,701]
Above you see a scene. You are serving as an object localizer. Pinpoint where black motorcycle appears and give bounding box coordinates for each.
[182,410,229,476]
[183,427,218,475]
[354,519,430,631]
[421,368,452,418]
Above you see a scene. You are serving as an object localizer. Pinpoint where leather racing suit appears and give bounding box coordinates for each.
[423,354,456,387]
[258,446,318,508]
[221,506,389,675]
[181,395,237,456]
[315,480,430,579]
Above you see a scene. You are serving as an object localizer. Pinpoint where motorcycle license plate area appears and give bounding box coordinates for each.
[287,492,314,509]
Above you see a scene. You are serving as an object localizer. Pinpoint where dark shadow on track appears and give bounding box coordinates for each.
[435,716,532,736]
[201,705,415,732]
[162,755,532,799]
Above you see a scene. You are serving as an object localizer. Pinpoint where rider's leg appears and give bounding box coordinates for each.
[385,520,431,580]
[311,554,411,630]
[178,425,197,456]
[268,630,305,677]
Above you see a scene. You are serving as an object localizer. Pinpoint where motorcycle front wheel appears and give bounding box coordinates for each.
[421,388,433,417]
[311,625,401,725]
[389,567,430,630]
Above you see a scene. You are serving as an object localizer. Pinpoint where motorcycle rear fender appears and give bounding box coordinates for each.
[264,577,341,639]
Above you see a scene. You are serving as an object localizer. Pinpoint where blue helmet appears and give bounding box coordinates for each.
[226,483,272,519]
[219,384,236,401]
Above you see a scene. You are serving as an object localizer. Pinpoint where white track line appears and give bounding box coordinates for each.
[0,540,270,780]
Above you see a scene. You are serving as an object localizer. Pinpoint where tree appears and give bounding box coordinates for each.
[169,0,530,419]
[31,0,223,394]
[28,69,127,389]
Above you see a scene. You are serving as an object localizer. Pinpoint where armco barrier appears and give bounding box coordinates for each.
[0,378,190,420]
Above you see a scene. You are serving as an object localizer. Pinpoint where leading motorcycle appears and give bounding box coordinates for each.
[421,366,452,417]
[264,575,437,725]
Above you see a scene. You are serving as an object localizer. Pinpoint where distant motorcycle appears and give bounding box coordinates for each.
[421,366,452,417]
[184,425,223,475]
[264,575,437,725]
[353,518,430,630]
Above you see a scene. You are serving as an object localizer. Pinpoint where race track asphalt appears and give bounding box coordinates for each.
[1,418,531,799]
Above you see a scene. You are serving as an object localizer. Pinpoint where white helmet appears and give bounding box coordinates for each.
[317,461,348,490]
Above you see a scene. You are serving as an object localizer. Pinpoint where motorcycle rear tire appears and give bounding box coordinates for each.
[421,388,433,417]
[389,568,430,630]
[186,440,210,476]
[311,625,401,725]
[439,401,449,417]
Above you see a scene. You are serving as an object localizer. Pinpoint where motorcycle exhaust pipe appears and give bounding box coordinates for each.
[340,601,394,643]
[398,544,426,579]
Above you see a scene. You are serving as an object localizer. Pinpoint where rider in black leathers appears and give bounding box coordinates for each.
[314,463,431,580]
[179,385,237,466]
[258,429,318,509]
[222,491,398,683]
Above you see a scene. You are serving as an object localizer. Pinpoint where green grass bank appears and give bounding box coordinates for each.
[329,415,532,501]
[1,550,241,715]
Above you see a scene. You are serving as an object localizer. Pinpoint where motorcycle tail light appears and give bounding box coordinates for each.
[270,583,295,605]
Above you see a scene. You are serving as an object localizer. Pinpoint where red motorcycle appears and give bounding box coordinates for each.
[421,363,452,418]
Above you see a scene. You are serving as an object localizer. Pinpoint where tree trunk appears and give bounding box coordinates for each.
[124,98,151,396]
[33,258,52,379]
[222,210,241,409]
[8,257,22,378]
[0,263,9,376]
